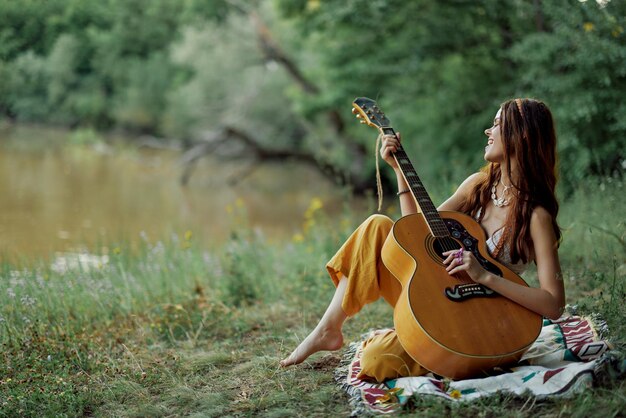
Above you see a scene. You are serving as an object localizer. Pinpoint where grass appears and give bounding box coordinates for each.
[0,176,624,417]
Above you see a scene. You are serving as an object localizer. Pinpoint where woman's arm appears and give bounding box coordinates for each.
[380,133,419,216]
[393,166,419,216]
[444,206,566,319]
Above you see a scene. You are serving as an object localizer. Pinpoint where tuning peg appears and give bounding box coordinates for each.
[356,114,362,119]
[351,107,358,114]
[360,120,366,124]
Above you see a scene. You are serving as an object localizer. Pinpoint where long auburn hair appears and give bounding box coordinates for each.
[459,98,561,264]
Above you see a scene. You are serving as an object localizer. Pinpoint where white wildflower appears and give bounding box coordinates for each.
[151,241,165,256]
[20,295,36,307]
[9,277,26,287]
[36,275,46,288]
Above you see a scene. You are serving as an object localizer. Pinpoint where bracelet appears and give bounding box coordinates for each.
[397,189,410,196]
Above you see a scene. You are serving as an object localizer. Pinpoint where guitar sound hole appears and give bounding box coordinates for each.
[431,237,460,262]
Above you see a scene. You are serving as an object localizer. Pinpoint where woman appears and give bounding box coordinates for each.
[280,98,565,382]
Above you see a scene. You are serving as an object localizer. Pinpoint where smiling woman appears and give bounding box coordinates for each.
[484,110,503,162]
[280,98,566,382]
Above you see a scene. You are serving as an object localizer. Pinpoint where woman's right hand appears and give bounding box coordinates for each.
[380,132,401,170]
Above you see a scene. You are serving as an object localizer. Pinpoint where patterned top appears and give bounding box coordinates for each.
[486,228,530,275]
[476,207,532,275]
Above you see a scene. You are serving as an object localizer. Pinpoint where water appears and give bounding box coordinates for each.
[0,125,365,262]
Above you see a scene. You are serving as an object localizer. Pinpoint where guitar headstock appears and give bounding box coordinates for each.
[351,97,391,130]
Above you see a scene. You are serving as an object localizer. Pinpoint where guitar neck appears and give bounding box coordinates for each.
[381,127,450,238]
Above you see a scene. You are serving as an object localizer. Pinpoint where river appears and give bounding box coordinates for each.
[0,125,367,262]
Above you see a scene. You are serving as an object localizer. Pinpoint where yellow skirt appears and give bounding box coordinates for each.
[326,214,428,382]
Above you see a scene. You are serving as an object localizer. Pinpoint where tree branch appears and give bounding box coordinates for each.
[179,126,349,186]
[250,12,319,95]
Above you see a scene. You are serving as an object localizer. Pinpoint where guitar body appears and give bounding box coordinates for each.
[382,211,542,379]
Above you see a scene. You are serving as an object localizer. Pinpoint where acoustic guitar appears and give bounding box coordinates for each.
[352,97,542,379]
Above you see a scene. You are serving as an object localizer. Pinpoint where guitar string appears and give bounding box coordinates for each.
[394,176,459,251]
[396,152,448,236]
[392,137,462,253]
[374,114,461,254]
[396,160,457,250]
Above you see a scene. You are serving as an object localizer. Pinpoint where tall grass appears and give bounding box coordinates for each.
[0,176,624,417]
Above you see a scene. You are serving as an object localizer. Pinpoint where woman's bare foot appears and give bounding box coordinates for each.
[280,326,344,367]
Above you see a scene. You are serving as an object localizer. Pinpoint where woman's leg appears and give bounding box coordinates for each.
[280,276,348,366]
[281,215,400,366]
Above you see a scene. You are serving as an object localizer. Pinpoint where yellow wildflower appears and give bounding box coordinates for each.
[306,0,320,12]
[449,389,462,399]
[292,233,304,243]
[583,22,594,32]
[303,218,315,233]
[309,197,323,211]
[305,197,323,219]
[113,247,121,255]
[184,230,193,241]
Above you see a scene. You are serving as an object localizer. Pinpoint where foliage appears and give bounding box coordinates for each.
[0,0,624,190]
[0,0,231,130]
[275,0,626,189]
[510,0,626,184]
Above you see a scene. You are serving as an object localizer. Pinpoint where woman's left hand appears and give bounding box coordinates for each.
[442,249,488,284]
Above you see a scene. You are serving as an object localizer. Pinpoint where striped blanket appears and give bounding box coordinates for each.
[335,315,622,415]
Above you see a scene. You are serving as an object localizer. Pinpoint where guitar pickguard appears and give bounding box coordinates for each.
[441,218,504,302]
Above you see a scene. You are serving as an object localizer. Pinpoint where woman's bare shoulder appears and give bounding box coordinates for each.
[438,172,485,211]
[457,172,486,196]
[530,206,553,227]
[530,206,557,242]
[459,171,487,189]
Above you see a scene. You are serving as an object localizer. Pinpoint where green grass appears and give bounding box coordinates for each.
[0,176,624,417]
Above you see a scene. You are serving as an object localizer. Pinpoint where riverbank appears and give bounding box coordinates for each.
[0,177,624,417]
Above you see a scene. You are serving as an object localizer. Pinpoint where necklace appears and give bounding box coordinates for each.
[491,179,512,207]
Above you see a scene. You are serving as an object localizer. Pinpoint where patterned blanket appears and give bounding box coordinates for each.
[335,315,623,415]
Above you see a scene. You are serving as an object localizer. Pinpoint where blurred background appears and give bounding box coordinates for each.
[0,0,624,261]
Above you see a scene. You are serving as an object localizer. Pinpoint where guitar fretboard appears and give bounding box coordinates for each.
[382,127,450,238]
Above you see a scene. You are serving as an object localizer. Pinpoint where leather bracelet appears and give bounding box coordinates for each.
[397,189,410,196]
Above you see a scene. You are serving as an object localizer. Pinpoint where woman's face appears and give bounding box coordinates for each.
[484,108,505,163]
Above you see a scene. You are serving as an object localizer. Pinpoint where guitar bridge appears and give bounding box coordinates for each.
[445,283,496,302]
